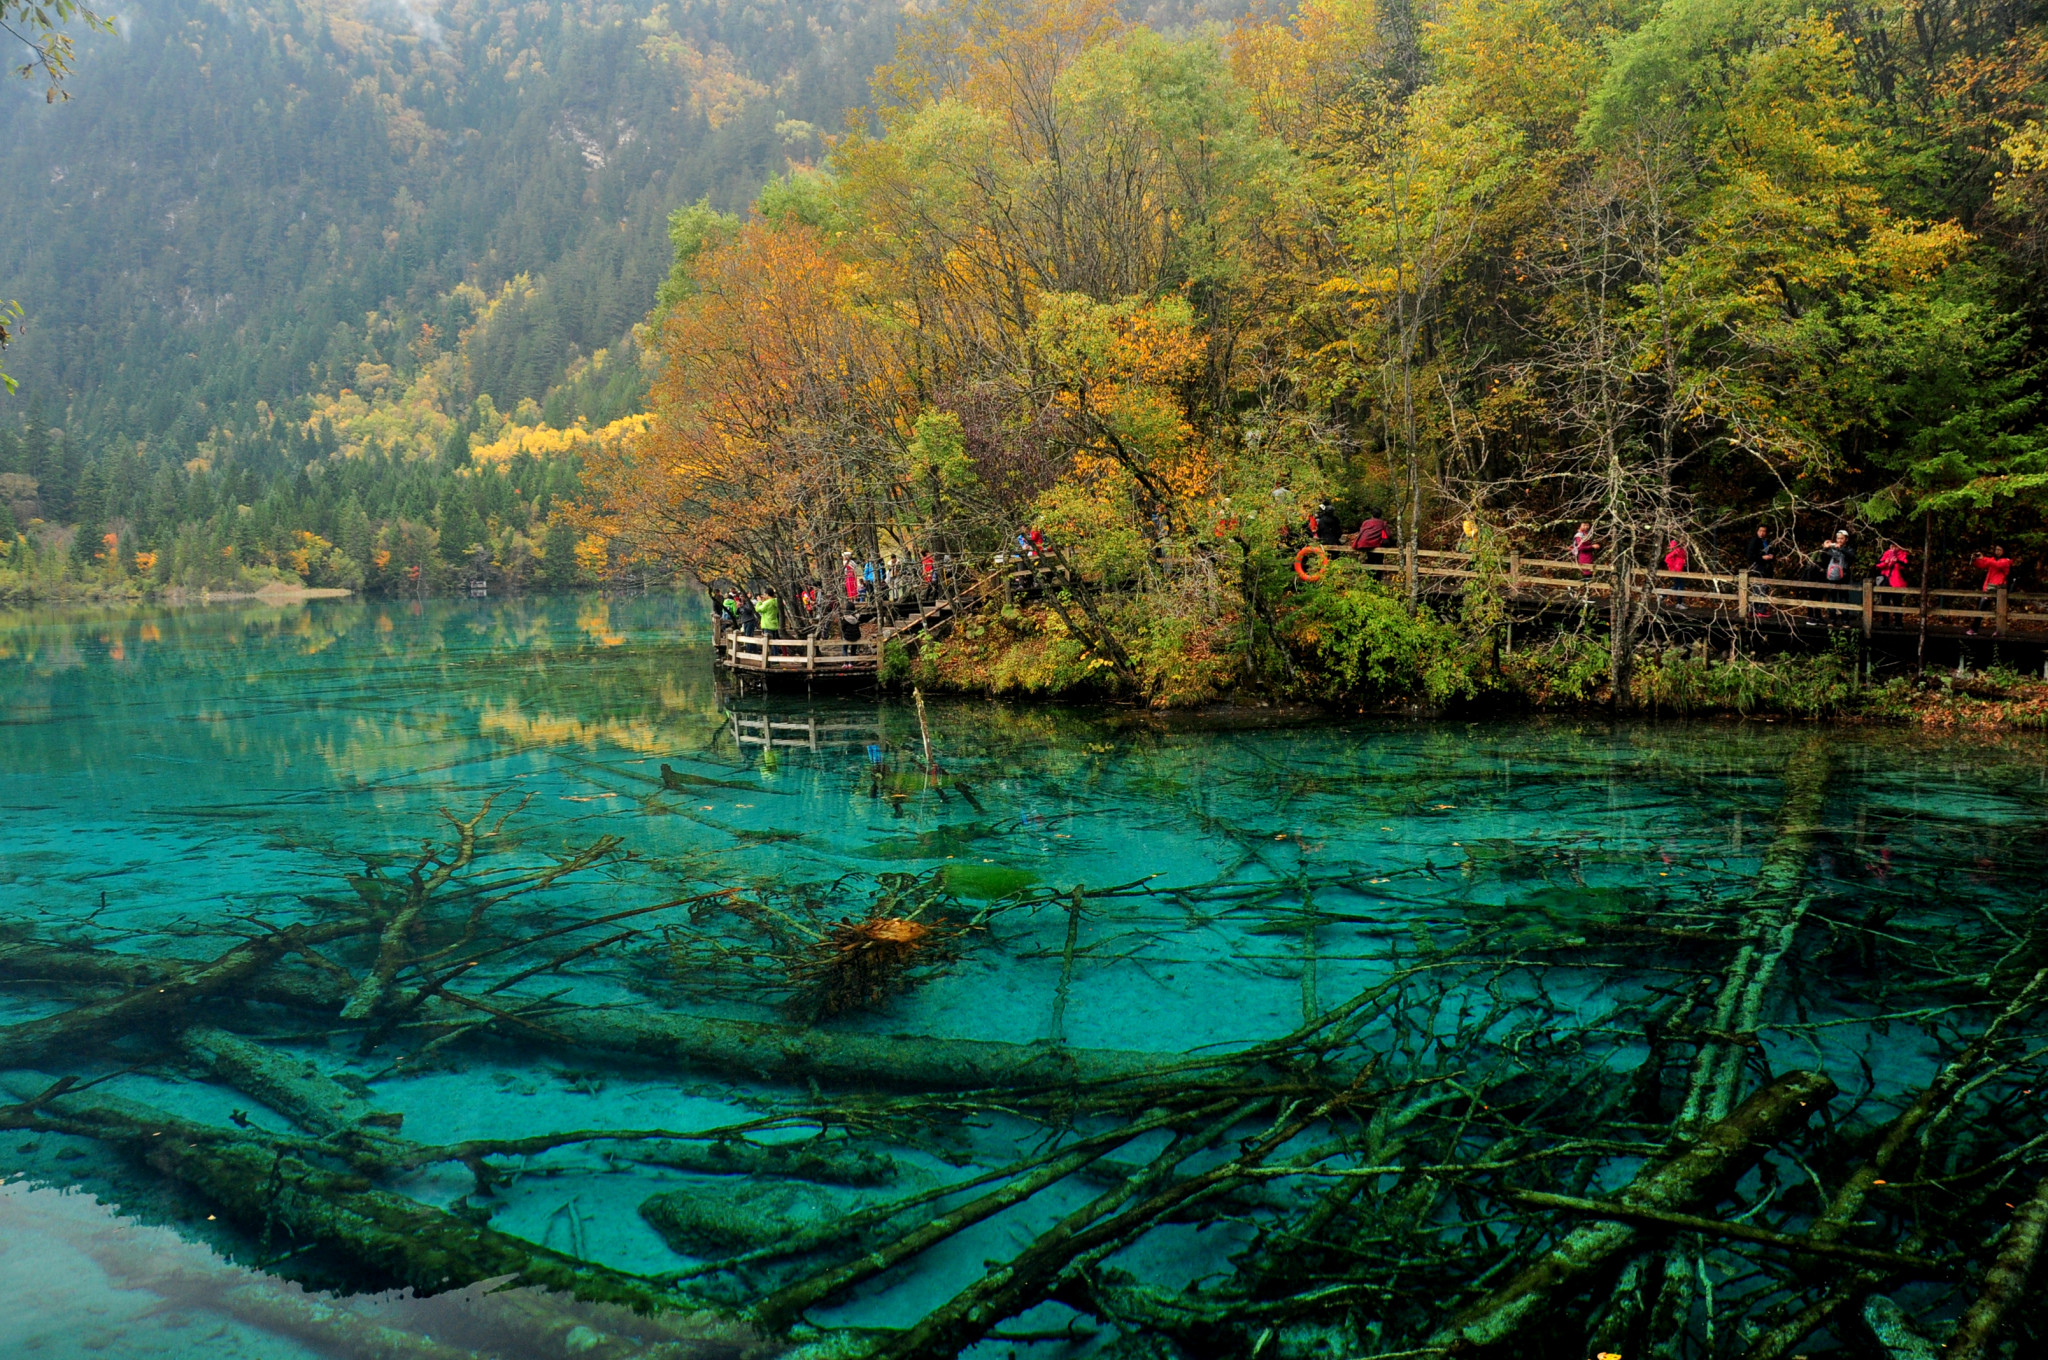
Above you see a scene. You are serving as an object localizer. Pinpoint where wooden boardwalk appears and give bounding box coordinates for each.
[1340,546,2044,641]
[716,545,2044,685]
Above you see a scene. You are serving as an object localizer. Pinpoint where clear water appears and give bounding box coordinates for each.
[3,595,2046,1358]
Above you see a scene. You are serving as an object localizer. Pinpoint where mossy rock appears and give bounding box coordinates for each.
[640,1180,867,1256]
[864,821,997,859]
[939,862,1038,901]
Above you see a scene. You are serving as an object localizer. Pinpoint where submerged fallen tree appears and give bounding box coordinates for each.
[0,757,2042,1360]
[0,1074,689,1311]
[0,937,1192,1093]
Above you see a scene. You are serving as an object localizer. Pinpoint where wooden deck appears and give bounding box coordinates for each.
[721,632,883,676]
[717,567,1013,683]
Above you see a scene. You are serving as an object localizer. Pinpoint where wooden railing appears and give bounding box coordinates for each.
[723,633,880,673]
[718,546,2039,676]
[1332,545,2040,637]
[719,566,1008,676]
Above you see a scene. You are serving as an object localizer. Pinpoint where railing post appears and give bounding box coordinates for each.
[806,636,816,673]
[1997,585,2009,637]
[1509,553,1521,592]
[1862,579,1874,638]
[1737,570,1750,617]
[1403,541,1417,600]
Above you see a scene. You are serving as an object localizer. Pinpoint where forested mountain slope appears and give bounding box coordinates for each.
[0,0,909,595]
[0,0,896,447]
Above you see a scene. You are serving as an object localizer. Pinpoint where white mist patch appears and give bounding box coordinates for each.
[354,0,444,47]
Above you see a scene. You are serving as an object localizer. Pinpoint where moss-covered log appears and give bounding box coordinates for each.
[626,1137,898,1186]
[0,940,350,1011]
[1681,740,1832,1128]
[1943,1173,2048,1360]
[0,922,366,1072]
[0,1075,711,1316]
[0,939,1200,1093]
[179,1023,397,1139]
[534,1006,1186,1092]
[79,1228,781,1360]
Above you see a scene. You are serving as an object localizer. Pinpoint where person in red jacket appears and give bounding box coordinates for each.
[1350,510,1393,564]
[1876,544,1909,589]
[1975,545,2012,591]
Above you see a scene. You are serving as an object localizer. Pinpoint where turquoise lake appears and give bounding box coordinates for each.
[3,595,2045,1359]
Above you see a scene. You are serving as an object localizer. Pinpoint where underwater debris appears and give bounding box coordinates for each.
[4,753,2047,1360]
[0,1074,684,1311]
[784,913,968,1019]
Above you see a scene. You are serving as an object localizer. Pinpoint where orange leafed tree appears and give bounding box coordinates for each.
[584,221,916,593]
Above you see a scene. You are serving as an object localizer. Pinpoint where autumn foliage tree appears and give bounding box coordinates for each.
[591,0,2048,699]
[585,221,917,601]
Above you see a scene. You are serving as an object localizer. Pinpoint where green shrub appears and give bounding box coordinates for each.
[879,639,912,686]
[1284,563,1484,707]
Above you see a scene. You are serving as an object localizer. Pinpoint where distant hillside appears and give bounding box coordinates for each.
[0,0,901,458]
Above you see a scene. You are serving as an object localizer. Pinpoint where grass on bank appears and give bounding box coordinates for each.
[901,561,2048,730]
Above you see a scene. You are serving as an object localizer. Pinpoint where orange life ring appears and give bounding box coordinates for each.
[1294,544,1329,582]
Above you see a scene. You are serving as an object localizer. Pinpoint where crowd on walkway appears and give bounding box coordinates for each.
[714,505,2025,648]
[713,547,966,643]
[1287,492,2020,602]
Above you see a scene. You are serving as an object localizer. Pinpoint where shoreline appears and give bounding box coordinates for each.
[158,585,355,604]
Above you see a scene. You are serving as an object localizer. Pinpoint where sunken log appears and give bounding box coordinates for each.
[0,940,1197,1093]
[0,1075,691,1313]
[0,923,366,1072]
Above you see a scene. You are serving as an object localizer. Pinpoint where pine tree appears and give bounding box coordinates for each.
[70,457,105,563]
[338,494,374,570]
[438,491,481,563]
[540,516,581,589]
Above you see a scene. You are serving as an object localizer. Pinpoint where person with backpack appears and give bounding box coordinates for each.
[1823,530,1855,605]
[1315,499,1343,546]
[1350,510,1392,564]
